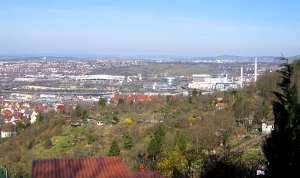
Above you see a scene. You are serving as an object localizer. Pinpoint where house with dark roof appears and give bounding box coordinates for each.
[31,157,164,178]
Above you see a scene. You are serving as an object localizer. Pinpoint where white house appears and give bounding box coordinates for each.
[30,111,39,123]
[262,121,274,134]
[1,123,16,138]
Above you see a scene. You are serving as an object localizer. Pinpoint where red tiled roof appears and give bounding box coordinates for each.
[1,123,16,132]
[136,95,151,102]
[2,114,13,120]
[13,111,22,117]
[2,109,13,116]
[125,96,136,102]
[31,157,164,178]
[56,105,65,110]
[33,105,44,113]
[216,102,225,107]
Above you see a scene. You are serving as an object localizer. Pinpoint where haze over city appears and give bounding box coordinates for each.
[0,0,299,57]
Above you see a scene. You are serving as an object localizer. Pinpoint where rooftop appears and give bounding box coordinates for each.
[31,157,163,178]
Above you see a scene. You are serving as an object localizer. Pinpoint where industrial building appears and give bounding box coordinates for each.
[152,77,179,91]
[188,74,237,91]
[161,77,178,86]
[69,75,125,83]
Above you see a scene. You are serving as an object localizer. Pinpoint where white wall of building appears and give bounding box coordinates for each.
[189,74,230,90]
[262,123,274,134]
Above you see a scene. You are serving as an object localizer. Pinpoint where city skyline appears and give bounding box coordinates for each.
[1,0,299,56]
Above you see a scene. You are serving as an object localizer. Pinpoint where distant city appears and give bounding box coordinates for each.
[0,55,282,144]
[0,56,282,109]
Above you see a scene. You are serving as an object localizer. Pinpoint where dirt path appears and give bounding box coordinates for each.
[230,134,267,152]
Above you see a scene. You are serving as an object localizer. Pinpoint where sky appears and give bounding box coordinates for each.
[0,0,299,57]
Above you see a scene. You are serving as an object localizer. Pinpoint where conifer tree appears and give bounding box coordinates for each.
[124,131,134,149]
[98,98,106,107]
[192,89,198,97]
[263,63,300,177]
[75,105,81,117]
[44,136,52,147]
[147,126,165,161]
[108,140,120,156]
[173,131,188,152]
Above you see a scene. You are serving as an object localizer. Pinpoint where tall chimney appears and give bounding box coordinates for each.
[254,57,257,82]
[240,67,243,88]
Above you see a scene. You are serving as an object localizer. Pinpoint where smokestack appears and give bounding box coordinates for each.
[240,67,243,88]
[254,57,257,82]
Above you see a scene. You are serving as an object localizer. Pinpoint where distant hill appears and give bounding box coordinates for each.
[288,55,300,62]
[197,55,300,63]
[1,54,299,62]
[195,55,276,63]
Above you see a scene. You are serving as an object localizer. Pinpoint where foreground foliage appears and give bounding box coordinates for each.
[263,64,300,177]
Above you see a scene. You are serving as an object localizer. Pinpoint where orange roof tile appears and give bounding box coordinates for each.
[31,157,164,178]
[216,102,225,107]
[126,96,136,102]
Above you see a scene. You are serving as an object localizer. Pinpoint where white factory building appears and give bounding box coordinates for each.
[188,74,237,91]
[69,75,125,83]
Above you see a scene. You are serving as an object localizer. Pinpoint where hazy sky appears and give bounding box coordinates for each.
[0,0,299,56]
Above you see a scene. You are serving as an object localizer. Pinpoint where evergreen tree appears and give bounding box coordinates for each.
[198,90,202,96]
[44,136,52,147]
[147,126,165,161]
[75,105,82,117]
[112,115,119,122]
[173,131,188,152]
[118,98,125,104]
[124,131,134,149]
[108,140,121,156]
[192,89,198,97]
[98,98,106,107]
[263,64,300,177]
[148,137,161,161]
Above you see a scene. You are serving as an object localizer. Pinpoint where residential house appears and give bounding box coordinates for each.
[55,104,65,112]
[1,123,16,138]
[30,110,39,124]
[215,102,225,110]
[262,121,274,134]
